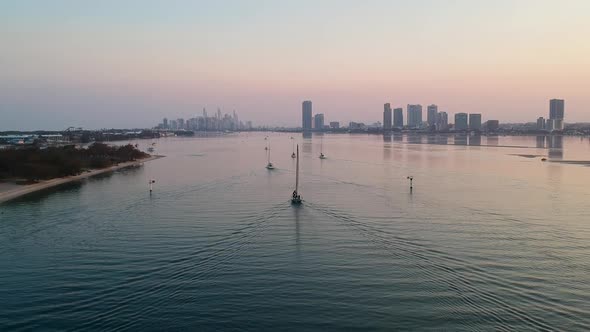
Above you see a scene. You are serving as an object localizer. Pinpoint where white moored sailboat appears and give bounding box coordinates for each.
[291,145,302,204]
[319,137,326,159]
[266,141,275,169]
[291,137,296,158]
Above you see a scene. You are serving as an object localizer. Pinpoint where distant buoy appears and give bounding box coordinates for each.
[407,176,414,192]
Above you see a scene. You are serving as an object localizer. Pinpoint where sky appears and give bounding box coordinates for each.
[1,0,589,130]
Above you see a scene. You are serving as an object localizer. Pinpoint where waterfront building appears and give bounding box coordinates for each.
[546,119,556,131]
[427,104,438,127]
[436,112,449,131]
[383,103,392,130]
[485,120,500,132]
[393,108,404,128]
[537,117,546,130]
[314,113,325,130]
[330,121,340,129]
[455,113,468,131]
[469,114,482,131]
[302,101,313,130]
[407,104,423,128]
[549,99,565,120]
[349,122,365,130]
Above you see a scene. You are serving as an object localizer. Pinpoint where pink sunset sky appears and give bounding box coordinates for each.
[1,0,589,130]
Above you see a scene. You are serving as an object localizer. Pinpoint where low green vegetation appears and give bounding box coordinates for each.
[0,143,149,181]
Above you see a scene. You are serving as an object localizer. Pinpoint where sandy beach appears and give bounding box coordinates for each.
[0,155,163,204]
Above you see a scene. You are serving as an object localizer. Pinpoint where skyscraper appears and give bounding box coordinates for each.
[549,99,565,120]
[314,113,325,130]
[436,112,448,131]
[393,108,404,128]
[407,104,423,128]
[302,101,312,130]
[455,113,468,131]
[427,104,438,127]
[537,117,546,130]
[549,99,565,130]
[469,113,482,131]
[383,103,392,130]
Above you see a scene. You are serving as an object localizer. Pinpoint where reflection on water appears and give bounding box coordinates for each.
[469,134,481,146]
[436,135,449,145]
[536,136,546,148]
[454,134,468,145]
[382,134,392,143]
[407,134,422,144]
[547,135,563,159]
[487,135,499,146]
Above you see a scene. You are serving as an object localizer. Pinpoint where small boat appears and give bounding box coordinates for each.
[291,145,302,205]
[266,141,275,169]
[541,158,547,161]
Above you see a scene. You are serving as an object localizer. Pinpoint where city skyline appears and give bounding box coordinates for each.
[1,1,590,130]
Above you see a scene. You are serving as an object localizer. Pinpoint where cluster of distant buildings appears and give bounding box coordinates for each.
[382,104,496,132]
[301,100,498,132]
[536,99,565,132]
[155,109,252,132]
[300,99,571,134]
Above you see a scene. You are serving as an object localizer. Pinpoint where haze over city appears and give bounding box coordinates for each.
[1,0,590,130]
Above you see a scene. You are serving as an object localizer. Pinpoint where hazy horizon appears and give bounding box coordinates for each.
[2,0,589,130]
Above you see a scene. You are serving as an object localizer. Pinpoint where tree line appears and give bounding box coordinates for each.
[0,143,149,181]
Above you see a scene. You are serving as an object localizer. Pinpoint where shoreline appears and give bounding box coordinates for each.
[0,155,164,205]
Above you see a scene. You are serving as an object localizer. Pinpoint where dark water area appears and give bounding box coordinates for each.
[1,133,590,331]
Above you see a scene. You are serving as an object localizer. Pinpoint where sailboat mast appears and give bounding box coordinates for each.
[268,141,271,163]
[295,145,299,192]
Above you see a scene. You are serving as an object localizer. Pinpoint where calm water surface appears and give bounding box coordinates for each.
[1,133,590,331]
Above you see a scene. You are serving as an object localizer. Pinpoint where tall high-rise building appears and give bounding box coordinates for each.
[455,113,468,131]
[302,101,313,130]
[163,118,168,129]
[469,113,482,131]
[537,117,546,130]
[393,108,404,128]
[383,103,392,130]
[549,99,565,120]
[436,112,448,131]
[427,104,438,126]
[314,113,325,130]
[407,104,423,128]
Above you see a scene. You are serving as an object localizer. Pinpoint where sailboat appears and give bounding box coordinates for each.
[291,137,296,158]
[291,145,302,204]
[319,137,326,159]
[266,141,275,169]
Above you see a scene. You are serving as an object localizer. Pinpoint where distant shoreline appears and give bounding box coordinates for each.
[0,155,163,205]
